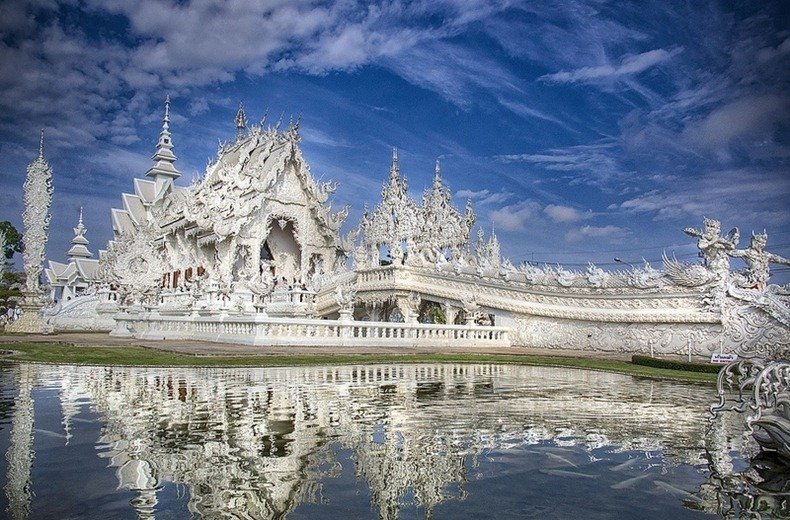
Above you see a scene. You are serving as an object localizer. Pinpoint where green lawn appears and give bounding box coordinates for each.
[0,342,719,384]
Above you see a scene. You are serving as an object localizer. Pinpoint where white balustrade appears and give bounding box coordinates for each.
[113,312,510,348]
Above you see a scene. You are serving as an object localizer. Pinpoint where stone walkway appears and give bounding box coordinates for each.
[0,331,636,360]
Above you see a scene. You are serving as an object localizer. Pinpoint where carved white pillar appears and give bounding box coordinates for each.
[5,364,35,520]
[21,131,53,295]
[7,132,53,333]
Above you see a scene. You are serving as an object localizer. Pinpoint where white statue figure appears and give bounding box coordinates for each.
[683,218,739,281]
[334,284,356,314]
[729,231,790,289]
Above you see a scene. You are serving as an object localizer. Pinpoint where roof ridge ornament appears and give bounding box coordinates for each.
[235,102,247,140]
[389,147,400,182]
[38,129,45,160]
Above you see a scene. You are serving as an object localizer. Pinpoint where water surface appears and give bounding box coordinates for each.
[0,362,752,519]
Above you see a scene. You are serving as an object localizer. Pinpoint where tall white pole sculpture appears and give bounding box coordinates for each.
[7,130,53,333]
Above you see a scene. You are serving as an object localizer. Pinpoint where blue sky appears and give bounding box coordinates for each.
[0,0,788,279]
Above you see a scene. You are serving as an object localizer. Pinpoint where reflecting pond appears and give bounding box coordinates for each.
[0,362,775,519]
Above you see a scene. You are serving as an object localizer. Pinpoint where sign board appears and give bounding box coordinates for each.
[710,353,738,364]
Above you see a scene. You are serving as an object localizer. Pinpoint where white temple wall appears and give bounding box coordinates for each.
[511,314,729,357]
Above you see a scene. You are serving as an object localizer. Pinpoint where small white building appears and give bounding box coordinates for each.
[44,209,100,303]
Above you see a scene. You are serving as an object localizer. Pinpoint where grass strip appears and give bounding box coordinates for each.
[0,342,719,384]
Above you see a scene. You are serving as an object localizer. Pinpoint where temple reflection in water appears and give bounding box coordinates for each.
[1,363,758,519]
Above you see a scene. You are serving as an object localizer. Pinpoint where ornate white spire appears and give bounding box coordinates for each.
[235,102,247,140]
[433,159,442,190]
[21,130,53,294]
[67,207,92,261]
[389,147,399,180]
[145,95,181,195]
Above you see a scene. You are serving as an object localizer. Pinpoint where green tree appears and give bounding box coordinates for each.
[0,221,24,306]
[0,221,22,259]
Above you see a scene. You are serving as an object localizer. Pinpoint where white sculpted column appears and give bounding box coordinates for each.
[4,364,35,520]
[7,131,53,333]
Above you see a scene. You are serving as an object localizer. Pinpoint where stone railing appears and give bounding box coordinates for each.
[111,312,510,348]
[160,290,194,308]
[264,288,315,305]
[357,265,398,285]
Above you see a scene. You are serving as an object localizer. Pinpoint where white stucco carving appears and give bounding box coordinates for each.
[21,131,53,295]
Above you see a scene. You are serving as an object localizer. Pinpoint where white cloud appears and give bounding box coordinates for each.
[497,99,570,128]
[540,48,682,84]
[544,204,584,223]
[613,168,790,224]
[495,143,630,187]
[565,225,629,242]
[455,189,513,206]
[300,127,353,148]
[488,200,541,232]
[681,94,789,149]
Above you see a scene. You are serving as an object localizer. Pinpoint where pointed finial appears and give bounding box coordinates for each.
[235,102,247,140]
[38,129,45,159]
[78,206,84,227]
[389,147,400,180]
[435,159,441,176]
[164,95,171,124]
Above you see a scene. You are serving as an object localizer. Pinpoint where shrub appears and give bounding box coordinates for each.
[631,355,722,374]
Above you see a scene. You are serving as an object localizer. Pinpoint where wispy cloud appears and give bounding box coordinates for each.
[455,189,513,206]
[495,143,631,187]
[611,168,790,225]
[541,48,682,84]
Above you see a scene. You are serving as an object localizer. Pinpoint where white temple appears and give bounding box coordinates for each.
[22,100,789,358]
[44,208,100,303]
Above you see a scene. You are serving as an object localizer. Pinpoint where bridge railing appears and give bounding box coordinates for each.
[112,313,510,348]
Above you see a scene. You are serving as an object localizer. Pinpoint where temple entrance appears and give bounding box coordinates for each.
[264,220,301,284]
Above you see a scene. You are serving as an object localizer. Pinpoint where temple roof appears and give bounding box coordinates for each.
[145,96,181,187]
[45,258,100,285]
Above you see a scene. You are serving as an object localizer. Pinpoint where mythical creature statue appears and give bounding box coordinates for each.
[334,284,357,314]
[683,217,739,282]
[729,231,790,290]
[585,263,609,288]
[626,260,665,289]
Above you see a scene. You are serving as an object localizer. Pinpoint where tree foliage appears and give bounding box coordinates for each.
[0,221,22,259]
